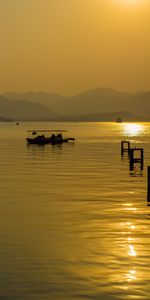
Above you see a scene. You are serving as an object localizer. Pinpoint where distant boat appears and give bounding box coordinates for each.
[26,130,75,145]
[116,118,123,123]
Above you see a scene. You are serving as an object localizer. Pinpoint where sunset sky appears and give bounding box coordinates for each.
[0,0,150,95]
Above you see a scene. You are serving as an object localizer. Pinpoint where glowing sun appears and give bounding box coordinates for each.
[117,0,144,6]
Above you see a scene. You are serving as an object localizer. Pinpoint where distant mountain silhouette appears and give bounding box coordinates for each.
[49,88,150,118]
[2,88,150,121]
[4,92,68,108]
[49,88,141,116]
[0,115,13,122]
[66,111,135,122]
[0,95,61,121]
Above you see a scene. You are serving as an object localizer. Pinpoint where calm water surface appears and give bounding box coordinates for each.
[0,122,150,300]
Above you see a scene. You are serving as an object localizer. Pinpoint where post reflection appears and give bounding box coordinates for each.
[129,169,143,177]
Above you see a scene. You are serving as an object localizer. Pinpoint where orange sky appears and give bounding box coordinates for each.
[0,0,150,95]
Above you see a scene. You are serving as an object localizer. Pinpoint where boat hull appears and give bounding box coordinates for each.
[26,137,74,145]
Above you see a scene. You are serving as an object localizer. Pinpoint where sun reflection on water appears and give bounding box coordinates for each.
[123,203,137,212]
[128,244,137,257]
[120,208,138,290]
[126,269,137,282]
[126,221,137,256]
[121,123,145,137]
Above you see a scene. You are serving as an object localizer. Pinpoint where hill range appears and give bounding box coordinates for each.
[1,88,150,121]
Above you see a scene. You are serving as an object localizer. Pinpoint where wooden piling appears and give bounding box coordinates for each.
[129,148,134,171]
[121,141,130,156]
[129,148,144,171]
[147,166,150,204]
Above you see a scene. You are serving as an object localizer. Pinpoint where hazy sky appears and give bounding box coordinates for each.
[0,0,150,95]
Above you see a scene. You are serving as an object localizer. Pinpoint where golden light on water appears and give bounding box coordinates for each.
[121,221,137,256]
[119,217,138,289]
[127,237,135,242]
[118,214,138,289]
[126,269,137,282]
[127,224,137,256]
[123,203,137,212]
[128,245,137,256]
[122,123,144,137]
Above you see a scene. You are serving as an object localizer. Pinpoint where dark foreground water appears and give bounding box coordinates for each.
[0,122,150,300]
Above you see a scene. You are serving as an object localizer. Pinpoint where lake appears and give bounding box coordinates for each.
[0,122,150,300]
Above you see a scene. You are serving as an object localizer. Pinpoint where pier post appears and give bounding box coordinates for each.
[141,148,144,170]
[121,141,130,156]
[147,166,150,205]
[129,148,144,171]
[129,148,134,171]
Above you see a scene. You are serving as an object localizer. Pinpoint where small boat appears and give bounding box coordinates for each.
[116,118,123,123]
[26,130,75,145]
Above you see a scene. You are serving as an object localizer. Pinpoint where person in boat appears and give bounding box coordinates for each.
[56,133,62,143]
[50,133,56,143]
[37,134,45,141]
[57,133,62,138]
[50,133,63,144]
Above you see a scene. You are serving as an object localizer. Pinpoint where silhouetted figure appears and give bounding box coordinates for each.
[50,133,56,144]
[37,134,45,141]
[56,133,62,143]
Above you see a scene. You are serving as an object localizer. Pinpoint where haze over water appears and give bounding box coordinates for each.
[0,0,150,94]
[0,122,150,299]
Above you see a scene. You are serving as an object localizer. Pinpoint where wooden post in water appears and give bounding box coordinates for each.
[147,166,150,205]
[129,148,134,171]
[141,148,144,170]
[129,148,144,171]
[121,141,130,156]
